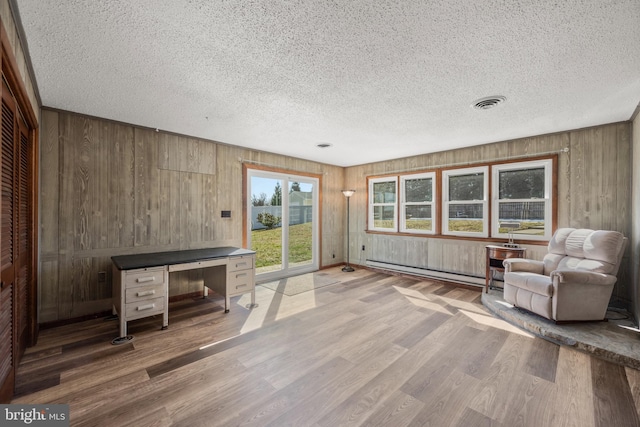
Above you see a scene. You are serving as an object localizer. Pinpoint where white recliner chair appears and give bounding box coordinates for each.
[503,228,626,322]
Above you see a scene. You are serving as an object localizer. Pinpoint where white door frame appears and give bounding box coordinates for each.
[247,168,320,281]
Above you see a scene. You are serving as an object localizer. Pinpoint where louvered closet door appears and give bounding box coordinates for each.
[0,80,16,403]
[16,116,29,355]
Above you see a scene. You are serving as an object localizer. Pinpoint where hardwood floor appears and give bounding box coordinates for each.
[12,267,640,426]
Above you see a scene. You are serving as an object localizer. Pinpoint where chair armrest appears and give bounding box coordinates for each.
[503,259,544,274]
[550,270,617,286]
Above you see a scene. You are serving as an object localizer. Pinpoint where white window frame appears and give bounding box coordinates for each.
[368,176,398,232]
[491,159,553,241]
[442,166,489,237]
[400,172,436,234]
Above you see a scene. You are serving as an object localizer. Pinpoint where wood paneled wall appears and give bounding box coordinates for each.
[344,122,633,307]
[39,108,633,321]
[39,109,345,323]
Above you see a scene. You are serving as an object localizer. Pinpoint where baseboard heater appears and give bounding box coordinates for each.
[366,260,485,288]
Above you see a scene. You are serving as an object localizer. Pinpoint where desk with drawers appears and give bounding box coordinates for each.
[111,247,256,342]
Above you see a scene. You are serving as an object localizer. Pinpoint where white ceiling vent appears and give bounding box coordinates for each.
[472,96,507,110]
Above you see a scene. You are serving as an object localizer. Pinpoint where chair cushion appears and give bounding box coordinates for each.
[503,272,553,297]
[547,228,575,255]
[565,229,593,257]
[543,228,624,276]
[557,257,613,274]
[582,230,625,266]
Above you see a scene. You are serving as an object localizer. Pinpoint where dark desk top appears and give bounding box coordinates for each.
[111,246,255,271]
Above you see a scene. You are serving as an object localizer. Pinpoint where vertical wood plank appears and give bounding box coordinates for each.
[39,110,60,321]
[158,168,182,247]
[57,113,77,319]
[134,128,160,247]
[108,123,135,248]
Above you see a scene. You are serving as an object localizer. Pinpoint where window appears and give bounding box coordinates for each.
[492,159,553,241]
[366,156,555,242]
[369,177,397,232]
[442,166,489,237]
[400,172,435,234]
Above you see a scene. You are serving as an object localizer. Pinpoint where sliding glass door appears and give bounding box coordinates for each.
[247,169,319,280]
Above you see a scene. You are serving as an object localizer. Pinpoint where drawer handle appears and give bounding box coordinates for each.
[137,303,155,311]
[235,273,248,279]
[136,290,156,297]
[235,262,247,268]
[136,276,155,283]
[236,284,247,290]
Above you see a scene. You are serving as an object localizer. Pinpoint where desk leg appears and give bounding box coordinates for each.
[161,310,168,330]
[246,289,258,309]
[225,295,230,313]
[162,269,169,329]
[111,316,133,345]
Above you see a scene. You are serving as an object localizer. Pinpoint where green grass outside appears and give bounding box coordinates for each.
[375,219,544,234]
[405,219,432,230]
[251,222,313,268]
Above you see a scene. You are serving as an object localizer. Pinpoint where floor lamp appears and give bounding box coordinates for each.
[342,190,355,272]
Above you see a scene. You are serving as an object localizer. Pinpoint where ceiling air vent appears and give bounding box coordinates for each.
[472,96,506,110]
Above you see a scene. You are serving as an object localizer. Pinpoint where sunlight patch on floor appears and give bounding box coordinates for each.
[459,309,535,338]
[238,290,272,334]
[199,333,242,350]
[437,295,489,316]
[238,285,318,333]
[393,286,454,315]
[274,291,318,321]
[406,295,454,315]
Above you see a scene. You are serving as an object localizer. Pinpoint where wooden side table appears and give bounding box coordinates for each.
[485,245,526,293]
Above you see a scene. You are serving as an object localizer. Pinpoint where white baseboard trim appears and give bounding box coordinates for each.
[366,260,485,288]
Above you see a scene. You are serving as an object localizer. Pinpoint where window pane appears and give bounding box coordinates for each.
[498,168,545,199]
[405,178,432,202]
[405,205,432,231]
[373,181,396,203]
[373,205,395,229]
[498,201,546,236]
[449,173,484,200]
[448,203,483,232]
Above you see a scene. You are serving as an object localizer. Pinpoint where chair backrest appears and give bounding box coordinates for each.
[542,228,626,276]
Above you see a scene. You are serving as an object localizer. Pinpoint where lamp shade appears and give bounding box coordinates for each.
[341,190,355,197]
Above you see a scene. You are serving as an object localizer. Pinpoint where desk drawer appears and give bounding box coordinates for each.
[125,296,165,320]
[168,258,226,272]
[125,267,165,288]
[228,256,254,272]
[125,284,165,304]
[227,270,254,296]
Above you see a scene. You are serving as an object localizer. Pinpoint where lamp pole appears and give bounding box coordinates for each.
[342,190,355,272]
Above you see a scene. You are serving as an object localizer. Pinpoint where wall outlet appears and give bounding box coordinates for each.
[97,271,107,283]
[332,253,335,258]
[362,245,365,251]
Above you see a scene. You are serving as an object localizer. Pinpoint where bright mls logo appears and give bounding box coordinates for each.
[0,404,69,426]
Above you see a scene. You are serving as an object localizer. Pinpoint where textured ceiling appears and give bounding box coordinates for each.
[14,0,640,167]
